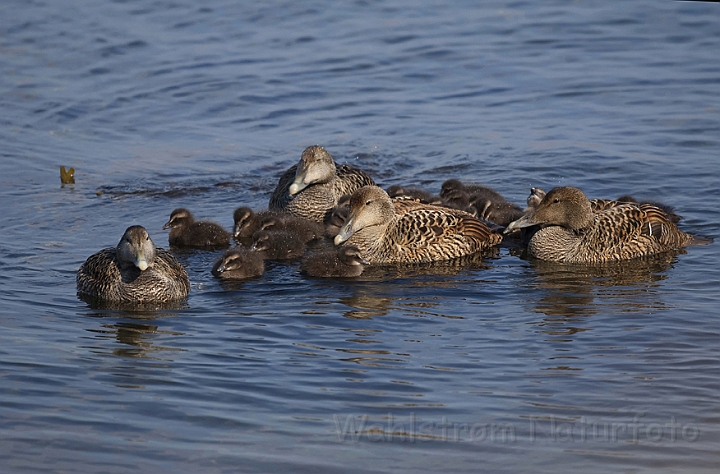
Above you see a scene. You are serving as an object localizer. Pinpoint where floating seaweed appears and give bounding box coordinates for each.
[60,166,75,185]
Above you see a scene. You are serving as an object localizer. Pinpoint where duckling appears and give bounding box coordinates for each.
[438,180,474,212]
[251,230,306,260]
[77,225,190,303]
[505,186,706,263]
[259,214,325,243]
[163,208,231,249]
[334,186,502,264]
[324,204,350,238]
[469,189,524,226]
[212,248,265,280]
[269,145,375,222]
[526,187,546,211]
[233,206,274,239]
[440,179,523,226]
[386,185,443,205]
[300,246,368,278]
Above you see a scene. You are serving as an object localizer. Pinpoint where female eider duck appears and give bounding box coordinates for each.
[77,225,190,303]
[300,246,368,278]
[212,248,265,280]
[269,145,375,223]
[505,186,707,263]
[334,185,502,264]
[163,208,231,249]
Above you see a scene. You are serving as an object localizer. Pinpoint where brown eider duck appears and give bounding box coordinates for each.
[77,225,190,303]
[505,186,707,263]
[334,185,502,264]
[269,145,375,223]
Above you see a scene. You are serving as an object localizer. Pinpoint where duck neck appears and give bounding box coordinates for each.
[568,200,594,232]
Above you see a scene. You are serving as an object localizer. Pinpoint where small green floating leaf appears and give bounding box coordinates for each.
[60,166,75,185]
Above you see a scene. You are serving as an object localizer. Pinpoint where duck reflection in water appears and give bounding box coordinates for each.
[340,291,395,320]
[527,250,678,321]
[84,309,185,362]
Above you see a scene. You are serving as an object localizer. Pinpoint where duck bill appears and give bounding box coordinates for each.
[135,252,149,271]
[334,217,355,245]
[504,214,536,234]
[162,220,172,230]
[289,161,309,195]
[289,179,307,196]
[233,224,242,238]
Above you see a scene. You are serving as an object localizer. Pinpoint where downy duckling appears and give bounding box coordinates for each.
[386,185,443,205]
[212,248,265,280]
[163,208,230,249]
[440,179,523,226]
[300,246,368,278]
[251,230,306,260]
[233,207,274,240]
[260,214,325,243]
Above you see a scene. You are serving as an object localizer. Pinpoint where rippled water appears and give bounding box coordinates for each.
[2,1,719,472]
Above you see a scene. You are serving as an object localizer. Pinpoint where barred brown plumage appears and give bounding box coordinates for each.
[269,145,375,223]
[506,186,708,263]
[334,186,502,264]
[76,226,190,304]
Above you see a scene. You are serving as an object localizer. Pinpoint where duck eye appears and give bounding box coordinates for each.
[553,198,560,203]
[365,200,372,205]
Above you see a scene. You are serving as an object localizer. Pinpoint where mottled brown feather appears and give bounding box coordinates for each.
[508,187,700,263]
[269,146,375,222]
[77,226,190,304]
[336,186,501,264]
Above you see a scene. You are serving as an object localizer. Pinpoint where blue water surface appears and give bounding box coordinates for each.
[1,1,719,472]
